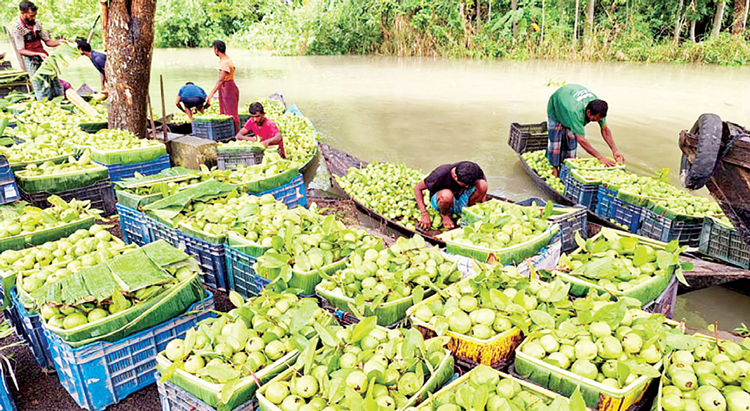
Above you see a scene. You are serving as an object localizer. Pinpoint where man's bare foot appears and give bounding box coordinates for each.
[441,214,455,230]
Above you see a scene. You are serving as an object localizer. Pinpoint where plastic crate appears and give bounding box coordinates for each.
[0,370,15,411]
[115,203,152,246]
[10,289,54,372]
[612,197,643,233]
[0,156,18,206]
[595,186,617,219]
[20,179,116,216]
[515,197,588,253]
[257,174,307,209]
[642,276,678,319]
[177,232,227,291]
[217,151,264,170]
[637,208,703,247]
[156,374,257,411]
[508,122,548,154]
[96,155,171,182]
[145,215,180,248]
[560,165,599,211]
[45,293,215,411]
[225,246,268,298]
[699,216,750,269]
[192,119,234,142]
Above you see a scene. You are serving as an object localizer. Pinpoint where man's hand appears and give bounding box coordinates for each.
[613,150,626,165]
[39,54,47,60]
[418,212,431,230]
[597,156,616,167]
[441,214,455,230]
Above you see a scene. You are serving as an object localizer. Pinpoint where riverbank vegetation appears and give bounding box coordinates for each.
[2,0,750,65]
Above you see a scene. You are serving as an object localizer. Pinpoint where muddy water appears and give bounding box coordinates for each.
[55,49,750,330]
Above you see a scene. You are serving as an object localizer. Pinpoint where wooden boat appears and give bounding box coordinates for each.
[516,153,574,206]
[323,142,750,290]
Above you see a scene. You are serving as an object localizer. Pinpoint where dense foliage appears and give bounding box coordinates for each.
[2,0,750,64]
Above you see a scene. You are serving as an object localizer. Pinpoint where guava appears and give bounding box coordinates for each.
[575,340,598,361]
[571,360,598,380]
[308,397,328,411]
[724,386,745,396]
[622,333,643,354]
[346,370,369,393]
[699,374,725,389]
[522,341,547,360]
[246,337,265,352]
[694,345,711,361]
[640,344,661,364]
[662,394,685,411]
[459,296,478,312]
[87,308,108,322]
[472,324,493,340]
[40,305,59,320]
[470,308,496,326]
[265,340,287,361]
[674,350,695,367]
[281,396,305,411]
[415,305,433,323]
[449,311,472,335]
[546,352,570,370]
[299,405,317,411]
[165,339,186,362]
[232,352,247,365]
[694,361,716,377]
[296,375,319,398]
[716,362,742,384]
[602,360,618,379]
[398,372,420,396]
[672,370,698,391]
[722,342,745,362]
[663,386,683,398]
[437,405,461,411]
[742,375,750,392]
[364,359,386,377]
[384,369,400,386]
[540,335,559,354]
[247,351,267,372]
[376,396,396,411]
[361,335,380,351]
[470,365,500,387]
[487,396,509,411]
[590,322,612,339]
[62,312,88,330]
[496,379,519,398]
[697,386,727,411]
[523,295,538,311]
[184,355,205,374]
[713,354,732,365]
[684,399,702,411]
[560,344,575,361]
[598,336,623,359]
[215,343,234,358]
[340,353,358,369]
[493,317,513,333]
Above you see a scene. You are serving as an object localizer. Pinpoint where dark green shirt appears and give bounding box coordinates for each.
[547,84,606,135]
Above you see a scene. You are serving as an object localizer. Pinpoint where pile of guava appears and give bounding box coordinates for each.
[660,337,750,411]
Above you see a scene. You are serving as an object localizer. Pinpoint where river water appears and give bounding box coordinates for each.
[56,49,750,332]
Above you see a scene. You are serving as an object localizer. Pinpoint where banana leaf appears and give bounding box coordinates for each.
[143,180,239,225]
[30,43,80,82]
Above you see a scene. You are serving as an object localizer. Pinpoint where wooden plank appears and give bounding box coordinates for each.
[65,89,99,117]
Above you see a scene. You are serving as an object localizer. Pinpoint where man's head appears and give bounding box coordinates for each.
[75,37,92,53]
[19,1,37,24]
[185,81,194,85]
[248,102,266,125]
[452,162,483,188]
[212,40,226,55]
[585,99,608,123]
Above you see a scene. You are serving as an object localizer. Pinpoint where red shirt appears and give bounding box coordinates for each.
[243,118,284,157]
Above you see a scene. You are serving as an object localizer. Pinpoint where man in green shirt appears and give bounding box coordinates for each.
[546,84,625,175]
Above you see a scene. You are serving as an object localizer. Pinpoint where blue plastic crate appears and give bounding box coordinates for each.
[157,373,257,411]
[116,203,152,246]
[145,215,180,248]
[9,289,54,372]
[0,156,18,206]
[176,232,227,291]
[226,246,269,298]
[20,179,117,216]
[612,197,643,233]
[96,155,171,182]
[637,208,703,247]
[45,292,215,411]
[258,174,308,209]
[0,367,15,411]
[192,120,234,142]
[699,216,750,269]
[595,186,617,219]
[561,165,599,211]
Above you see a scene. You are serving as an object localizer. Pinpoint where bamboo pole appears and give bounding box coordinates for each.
[160,75,168,144]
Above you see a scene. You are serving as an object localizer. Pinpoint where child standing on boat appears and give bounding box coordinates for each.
[414,162,488,230]
[546,84,625,176]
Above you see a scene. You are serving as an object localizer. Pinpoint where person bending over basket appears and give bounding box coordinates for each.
[175,82,209,122]
[546,84,625,176]
[235,102,285,158]
[414,161,488,230]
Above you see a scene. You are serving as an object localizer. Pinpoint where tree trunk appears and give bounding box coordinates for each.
[105,0,155,139]
[733,0,749,35]
[690,19,697,41]
[586,0,595,34]
[673,0,685,44]
[511,0,518,37]
[713,0,726,37]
